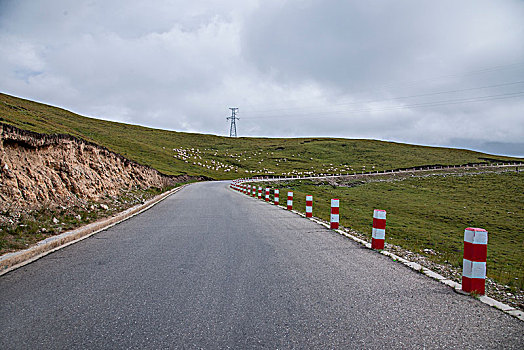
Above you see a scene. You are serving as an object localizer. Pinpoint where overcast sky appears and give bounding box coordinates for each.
[1,0,523,156]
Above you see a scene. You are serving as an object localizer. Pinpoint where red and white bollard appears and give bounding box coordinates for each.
[330,199,339,229]
[371,209,386,249]
[274,189,279,205]
[258,187,262,199]
[305,195,313,218]
[247,184,250,195]
[252,186,256,197]
[462,228,488,295]
[265,188,270,202]
[287,191,293,210]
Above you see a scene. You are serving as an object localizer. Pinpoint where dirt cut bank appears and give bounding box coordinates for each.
[0,122,196,213]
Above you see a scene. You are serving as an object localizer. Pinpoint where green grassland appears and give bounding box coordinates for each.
[1,93,521,180]
[253,168,523,289]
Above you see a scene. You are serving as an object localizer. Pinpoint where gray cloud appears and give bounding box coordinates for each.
[0,0,523,156]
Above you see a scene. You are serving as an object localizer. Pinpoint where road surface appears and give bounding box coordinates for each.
[0,181,522,349]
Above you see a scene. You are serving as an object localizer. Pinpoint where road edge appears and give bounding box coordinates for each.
[231,186,524,322]
[0,184,190,276]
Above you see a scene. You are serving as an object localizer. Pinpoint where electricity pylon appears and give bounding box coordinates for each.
[227,107,239,137]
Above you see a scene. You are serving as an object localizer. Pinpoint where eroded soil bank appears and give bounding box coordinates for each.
[0,123,202,252]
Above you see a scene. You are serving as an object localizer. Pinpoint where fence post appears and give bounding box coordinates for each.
[306,195,313,218]
[462,228,488,295]
[371,209,386,249]
[287,192,293,210]
[330,199,339,229]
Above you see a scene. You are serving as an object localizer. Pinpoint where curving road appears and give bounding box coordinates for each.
[0,181,522,349]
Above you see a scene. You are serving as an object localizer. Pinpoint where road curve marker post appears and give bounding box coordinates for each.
[265,188,270,202]
[274,189,279,205]
[252,186,256,197]
[258,186,262,199]
[371,209,386,249]
[330,199,339,229]
[306,195,313,217]
[462,228,488,295]
[287,191,293,210]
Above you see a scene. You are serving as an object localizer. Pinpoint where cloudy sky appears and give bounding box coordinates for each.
[1,0,523,156]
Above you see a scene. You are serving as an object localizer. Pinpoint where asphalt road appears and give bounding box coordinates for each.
[0,181,522,349]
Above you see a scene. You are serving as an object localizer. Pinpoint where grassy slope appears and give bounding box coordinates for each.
[255,169,523,289]
[1,93,520,180]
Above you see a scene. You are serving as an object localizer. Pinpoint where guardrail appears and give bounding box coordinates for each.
[235,161,523,183]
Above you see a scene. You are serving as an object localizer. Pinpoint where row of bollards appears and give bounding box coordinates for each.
[230,181,488,295]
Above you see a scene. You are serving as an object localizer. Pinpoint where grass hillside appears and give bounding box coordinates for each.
[1,92,521,180]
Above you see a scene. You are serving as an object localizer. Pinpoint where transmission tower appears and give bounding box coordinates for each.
[227,107,239,137]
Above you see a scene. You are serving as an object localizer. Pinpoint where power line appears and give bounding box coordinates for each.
[239,61,524,111]
[243,80,524,116]
[241,91,524,121]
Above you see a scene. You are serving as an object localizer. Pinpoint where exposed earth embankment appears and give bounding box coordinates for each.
[0,123,190,212]
[0,123,203,252]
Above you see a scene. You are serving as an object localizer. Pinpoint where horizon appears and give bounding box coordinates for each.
[3,91,523,159]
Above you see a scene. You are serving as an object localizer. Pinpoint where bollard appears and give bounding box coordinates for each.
[258,187,262,199]
[287,191,293,210]
[462,228,488,295]
[265,188,270,202]
[371,209,386,249]
[306,195,313,218]
[252,186,256,197]
[330,199,339,229]
[274,189,280,205]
